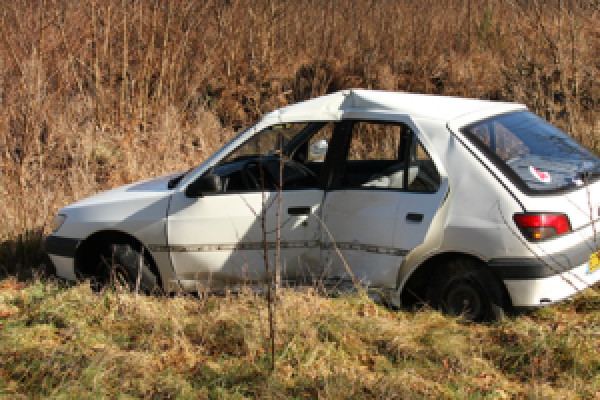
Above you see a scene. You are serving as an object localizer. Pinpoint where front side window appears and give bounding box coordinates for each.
[221,123,308,164]
[462,111,600,193]
[211,122,332,192]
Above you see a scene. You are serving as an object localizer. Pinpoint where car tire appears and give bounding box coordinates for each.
[425,258,507,321]
[94,242,158,293]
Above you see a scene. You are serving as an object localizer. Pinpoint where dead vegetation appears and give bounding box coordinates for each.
[1,0,599,270]
[0,1,599,396]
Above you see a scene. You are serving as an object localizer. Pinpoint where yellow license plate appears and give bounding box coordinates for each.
[588,252,600,275]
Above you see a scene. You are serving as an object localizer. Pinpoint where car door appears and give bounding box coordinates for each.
[320,120,447,288]
[166,123,333,289]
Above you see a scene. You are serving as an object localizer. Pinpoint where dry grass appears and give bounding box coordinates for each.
[0,2,599,395]
[1,0,599,271]
[0,277,599,398]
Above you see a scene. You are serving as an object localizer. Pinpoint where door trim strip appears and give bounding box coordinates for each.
[148,241,409,256]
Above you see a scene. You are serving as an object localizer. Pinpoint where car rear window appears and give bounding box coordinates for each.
[462,111,600,193]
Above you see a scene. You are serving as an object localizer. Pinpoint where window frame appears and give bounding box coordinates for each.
[200,122,334,194]
[327,119,442,194]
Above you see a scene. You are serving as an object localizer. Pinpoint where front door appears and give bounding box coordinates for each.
[167,190,324,289]
[166,122,334,289]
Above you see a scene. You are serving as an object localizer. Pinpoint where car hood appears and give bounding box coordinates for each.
[63,171,183,210]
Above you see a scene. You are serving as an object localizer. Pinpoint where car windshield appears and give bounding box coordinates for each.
[220,123,308,165]
[462,111,600,193]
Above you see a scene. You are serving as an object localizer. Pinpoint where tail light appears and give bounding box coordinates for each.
[513,213,571,241]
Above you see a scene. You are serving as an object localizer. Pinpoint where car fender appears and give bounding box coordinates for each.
[395,180,454,292]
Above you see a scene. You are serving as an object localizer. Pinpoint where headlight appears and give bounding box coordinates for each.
[52,214,67,233]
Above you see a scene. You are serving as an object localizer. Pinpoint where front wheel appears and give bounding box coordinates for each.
[426,258,507,321]
[93,242,159,293]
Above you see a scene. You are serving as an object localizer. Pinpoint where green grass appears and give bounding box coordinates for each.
[1,277,599,398]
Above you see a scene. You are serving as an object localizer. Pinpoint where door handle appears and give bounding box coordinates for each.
[406,213,424,223]
[288,206,311,216]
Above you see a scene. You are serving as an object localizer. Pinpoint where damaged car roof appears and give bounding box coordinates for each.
[260,89,527,125]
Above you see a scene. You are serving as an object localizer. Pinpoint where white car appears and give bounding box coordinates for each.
[46,89,600,320]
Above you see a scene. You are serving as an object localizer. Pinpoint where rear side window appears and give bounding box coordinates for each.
[341,122,440,192]
[462,111,600,193]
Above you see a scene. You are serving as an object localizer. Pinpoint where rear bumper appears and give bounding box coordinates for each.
[488,255,600,307]
[502,261,599,307]
[46,235,79,280]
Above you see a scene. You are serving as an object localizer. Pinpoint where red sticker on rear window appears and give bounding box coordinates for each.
[529,166,552,183]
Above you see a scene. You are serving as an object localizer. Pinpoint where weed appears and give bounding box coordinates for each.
[2,278,597,397]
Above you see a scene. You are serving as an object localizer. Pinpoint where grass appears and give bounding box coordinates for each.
[1,276,599,398]
[1,0,599,396]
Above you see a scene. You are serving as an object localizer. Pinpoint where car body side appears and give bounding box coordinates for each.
[46,90,600,310]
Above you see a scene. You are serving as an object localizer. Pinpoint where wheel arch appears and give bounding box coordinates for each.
[74,229,163,288]
[399,251,513,310]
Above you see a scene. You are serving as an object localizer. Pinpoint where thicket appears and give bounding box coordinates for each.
[0,0,599,272]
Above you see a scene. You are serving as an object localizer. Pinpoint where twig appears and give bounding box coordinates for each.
[135,244,143,297]
[311,213,366,296]
[258,158,276,372]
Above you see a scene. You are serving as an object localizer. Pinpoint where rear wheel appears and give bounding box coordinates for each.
[426,258,507,321]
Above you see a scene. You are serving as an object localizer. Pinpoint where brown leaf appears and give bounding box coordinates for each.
[0,311,15,319]
[442,359,450,370]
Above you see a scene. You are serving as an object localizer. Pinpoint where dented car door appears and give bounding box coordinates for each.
[320,121,447,287]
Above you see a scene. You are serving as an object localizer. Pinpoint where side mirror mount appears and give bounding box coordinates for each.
[185,174,222,198]
[309,139,328,161]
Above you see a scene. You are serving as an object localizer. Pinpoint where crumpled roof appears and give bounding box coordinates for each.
[261,89,526,125]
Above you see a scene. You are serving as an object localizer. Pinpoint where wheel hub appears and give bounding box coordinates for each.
[446,282,483,320]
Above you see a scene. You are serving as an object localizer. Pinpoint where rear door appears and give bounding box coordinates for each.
[320,120,447,288]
